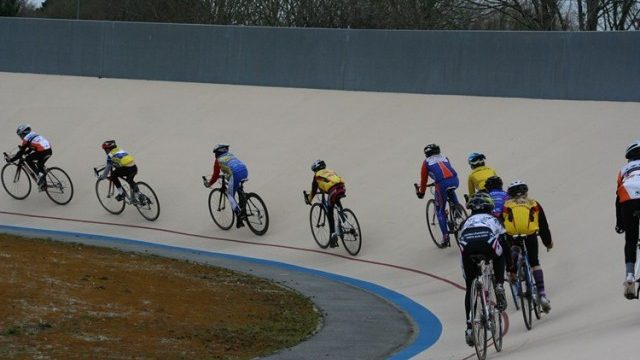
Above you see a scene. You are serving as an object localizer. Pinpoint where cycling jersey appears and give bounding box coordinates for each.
[488,189,509,218]
[107,147,135,168]
[617,160,640,203]
[21,132,51,152]
[467,166,497,196]
[208,152,248,186]
[458,213,505,255]
[314,169,344,193]
[418,155,458,194]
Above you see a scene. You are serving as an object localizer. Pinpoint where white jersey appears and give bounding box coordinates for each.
[617,160,640,202]
[458,213,505,255]
[22,132,51,152]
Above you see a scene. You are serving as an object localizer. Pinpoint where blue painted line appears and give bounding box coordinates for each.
[0,223,442,359]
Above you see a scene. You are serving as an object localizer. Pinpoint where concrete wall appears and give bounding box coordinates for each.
[1,17,638,101]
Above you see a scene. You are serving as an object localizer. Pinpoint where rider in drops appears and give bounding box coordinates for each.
[98,140,139,202]
[305,160,346,248]
[459,192,507,347]
[205,144,249,228]
[467,152,497,197]
[502,180,553,313]
[615,139,640,299]
[416,144,461,246]
[5,124,52,190]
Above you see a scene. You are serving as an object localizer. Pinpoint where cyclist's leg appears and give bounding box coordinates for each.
[225,173,241,214]
[235,168,249,214]
[24,152,39,175]
[622,200,640,278]
[445,176,461,205]
[461,250,478,325]
[526,235,547,295]
[123,165,138,193]
[434,183,449,239]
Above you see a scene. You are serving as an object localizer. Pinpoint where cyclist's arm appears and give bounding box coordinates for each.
[307,178,319,203]
[418,161,429,194]
[616,171,624,230]
[98,159,112,180]
[8,142,29,162]
[207,160,221,187]
[468,173,475,197]
[536,202,553,248]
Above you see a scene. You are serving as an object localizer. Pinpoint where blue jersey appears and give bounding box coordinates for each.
[488,189,509,218]
[422,155,458,183]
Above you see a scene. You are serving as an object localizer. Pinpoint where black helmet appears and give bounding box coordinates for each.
[466,192,494,213]
[424,144,440,157]
[484,176,503,191]
[626,140,640,160]
[311,159,326,172]
[101,140,117,152]
[468,152,486,167]
[507,180,528,198]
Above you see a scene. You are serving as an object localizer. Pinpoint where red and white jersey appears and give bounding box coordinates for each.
[22,132,51,152]
[617,160,640,203]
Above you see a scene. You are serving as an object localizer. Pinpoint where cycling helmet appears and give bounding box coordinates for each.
[507,180,528,198]
[101,140,117,152]
[424,144,440,157]
[468,152,486,167]
[466,192,494,213]
[212,143,230,155]
[625,139,640,160]
[484,175,503,191]
[311,159,326,172]
[16,124,31,138]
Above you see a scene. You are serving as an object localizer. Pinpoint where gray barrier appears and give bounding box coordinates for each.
[1,17,638,101]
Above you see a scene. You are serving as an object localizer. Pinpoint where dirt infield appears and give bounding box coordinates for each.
[0,234,320,359]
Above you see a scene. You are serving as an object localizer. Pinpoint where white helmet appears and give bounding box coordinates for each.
[212,143,229,155]
[16,124,31,138]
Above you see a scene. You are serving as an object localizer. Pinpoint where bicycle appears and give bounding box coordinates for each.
[510,234,544,330]
[415,183,467,248]
[93,166,160,221]
[304,190,362,256]
[2,150,74,205]
[203,176,269,236]
[468,254,504,360]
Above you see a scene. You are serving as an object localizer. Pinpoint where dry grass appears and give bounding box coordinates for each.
[0,234,320,359]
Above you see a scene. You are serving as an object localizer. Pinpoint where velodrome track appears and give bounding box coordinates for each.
[1,72,640,359]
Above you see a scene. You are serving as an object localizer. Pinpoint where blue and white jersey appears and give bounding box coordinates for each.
[458,213,505,255]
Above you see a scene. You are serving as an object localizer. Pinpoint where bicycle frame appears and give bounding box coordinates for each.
[512,236,539,305]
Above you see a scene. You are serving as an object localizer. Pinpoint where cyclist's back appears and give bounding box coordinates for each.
[467,152,497,196]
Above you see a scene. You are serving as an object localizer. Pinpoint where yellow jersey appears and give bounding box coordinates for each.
[468,166,497,195]
[315,169,344,193]
[108,147,136,168]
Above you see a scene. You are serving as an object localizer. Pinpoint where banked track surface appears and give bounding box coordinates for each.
[1,72,640,359]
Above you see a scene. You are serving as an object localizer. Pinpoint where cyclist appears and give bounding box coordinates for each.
[502,180,553,313]
[485,176,509,219]
[305,160,346,248]
[459,192,507,347]
[416,144,461,246]
[205,144,249,229]
[467,152,497,197]
[4,124,52,190]
[97,140,139,202]
[615,139,640,299]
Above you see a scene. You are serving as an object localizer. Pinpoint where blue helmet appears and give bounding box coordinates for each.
[468,152,486,167]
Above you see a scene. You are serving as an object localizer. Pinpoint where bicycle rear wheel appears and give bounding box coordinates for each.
[309,203,330,249]
[244,193,269,236]
[208,188,234,230]
[451,203,468,244]
[519,266,534,330]
[1,163,31,200]
[134,182,160,221]
[426,199,447,248]
[95,179,125,214]
[44,167,74,205]
[470,281,488,360]
[339,208,362,256]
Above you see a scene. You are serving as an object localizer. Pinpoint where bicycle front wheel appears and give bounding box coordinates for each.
[1,163,31,200]
[339,208,362,256]
[451,203,468,244]
[208,188,234,230]
[426,199,447,248]
[245,193,269,236]
[95,179,125,214]
[471,281,488,360]
[134,182,160,221]
[309,203,330,249]
[44,167,74,205]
